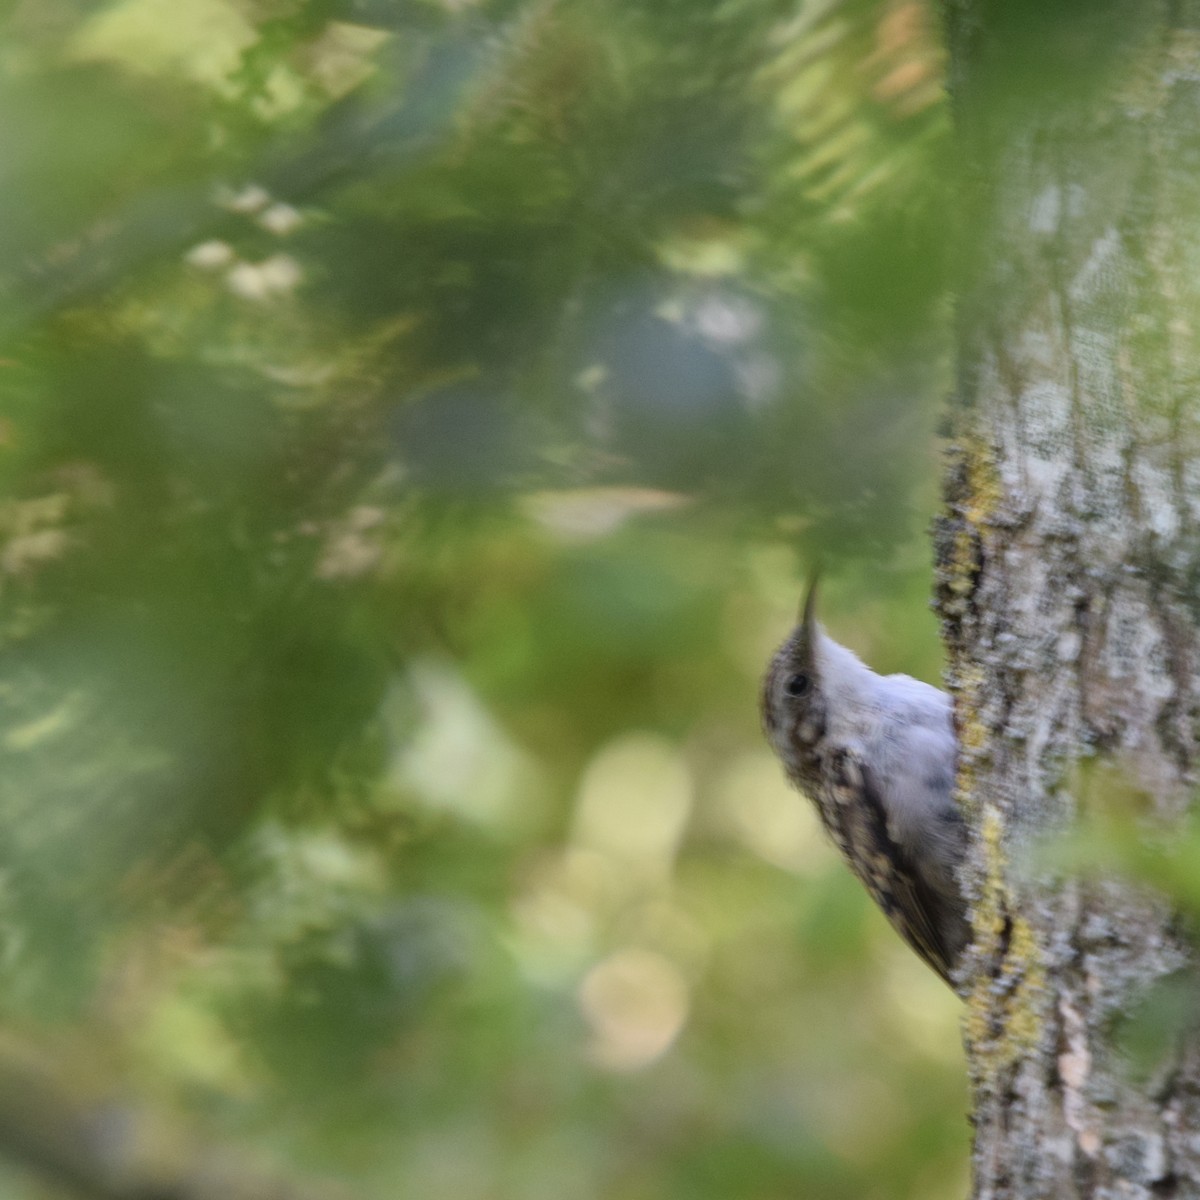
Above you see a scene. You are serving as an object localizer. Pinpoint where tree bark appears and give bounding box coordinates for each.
[937,2,1200,1197]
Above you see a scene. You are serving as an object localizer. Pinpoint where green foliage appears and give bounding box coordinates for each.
[0,1,962,1197]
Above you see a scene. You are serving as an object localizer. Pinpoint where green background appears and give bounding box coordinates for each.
[0,1,964,1196]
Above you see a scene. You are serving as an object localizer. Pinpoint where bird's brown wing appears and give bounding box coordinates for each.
[823,749,961,986]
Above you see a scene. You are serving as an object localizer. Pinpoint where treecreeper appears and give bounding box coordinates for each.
[760,578,969,986]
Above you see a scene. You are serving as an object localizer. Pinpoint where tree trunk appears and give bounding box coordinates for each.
[936,3,1200,1197]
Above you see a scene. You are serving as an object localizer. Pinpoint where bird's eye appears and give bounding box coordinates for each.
[785,673,811,698]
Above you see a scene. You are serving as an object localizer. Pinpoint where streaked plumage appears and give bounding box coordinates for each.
[760,581,968,985]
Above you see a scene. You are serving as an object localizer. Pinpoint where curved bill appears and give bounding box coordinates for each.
[799,572,820,640]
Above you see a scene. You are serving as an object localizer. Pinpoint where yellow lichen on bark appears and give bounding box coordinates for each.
[963,805,1048,1071]
[959,435,1003,530]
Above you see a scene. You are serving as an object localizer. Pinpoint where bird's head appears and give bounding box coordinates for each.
[760,575,830,776]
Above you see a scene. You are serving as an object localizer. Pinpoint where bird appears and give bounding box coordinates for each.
[760,577,969,986]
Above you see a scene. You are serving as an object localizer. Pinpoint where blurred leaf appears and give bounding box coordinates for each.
[0,1,964,1197]
[1111,968,1200,1084]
